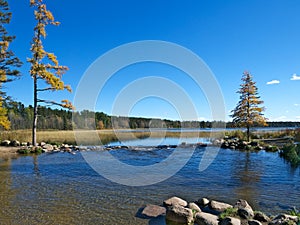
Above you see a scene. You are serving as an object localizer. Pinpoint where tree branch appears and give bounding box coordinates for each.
[37,87,55,92]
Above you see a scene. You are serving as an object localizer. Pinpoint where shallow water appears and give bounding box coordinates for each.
[0,140,299,224]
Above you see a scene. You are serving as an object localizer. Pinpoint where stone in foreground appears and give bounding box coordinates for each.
[166,205,193,224]
[234,199,254,219]
[209,200,233,212]
[195,212,219,225]
[163,196,188,207]
[188,202,201,213]
[253,211,270,222]
[141,204,166,218]
[219,217,241,225]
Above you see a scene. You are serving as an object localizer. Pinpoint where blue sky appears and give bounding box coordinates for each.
[5,0,300,121]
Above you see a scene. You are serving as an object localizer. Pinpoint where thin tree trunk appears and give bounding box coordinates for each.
[247,125,250,142]
[32,74,38,146]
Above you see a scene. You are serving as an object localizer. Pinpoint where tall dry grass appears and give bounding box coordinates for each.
[0,129,223,145]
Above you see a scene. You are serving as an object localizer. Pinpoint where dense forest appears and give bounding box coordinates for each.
[3,101,300,131]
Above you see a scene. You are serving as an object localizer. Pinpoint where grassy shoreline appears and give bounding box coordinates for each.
[0,128,298,146]
[0,129,222,145]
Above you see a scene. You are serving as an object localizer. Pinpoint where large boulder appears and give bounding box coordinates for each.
[195,212,219,225]
[166,205,193,224]
[43,144,54,151]
[1,140,10,146]
[270,214,299,225]
[219,217,241,225]
[209,200,233,212]
[10,140,20,147]
[141,204,166,218]
[254,211,270,222]
[234,199,254,219]
[163,196,187,207]
[188,202,201,213]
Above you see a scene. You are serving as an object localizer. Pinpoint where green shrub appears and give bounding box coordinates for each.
[17,148,31,154]
[288,207,300,220]
[219,207,238,220]
[280,144,300,167]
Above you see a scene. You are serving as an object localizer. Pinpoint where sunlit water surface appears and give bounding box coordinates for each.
[0,137,299,224]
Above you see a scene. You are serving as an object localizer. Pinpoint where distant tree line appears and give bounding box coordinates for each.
[2,101,300,131]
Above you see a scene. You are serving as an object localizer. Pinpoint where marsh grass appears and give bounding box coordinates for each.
[0,129,220,145]
[1,128,297,146]
[225,129,300,141]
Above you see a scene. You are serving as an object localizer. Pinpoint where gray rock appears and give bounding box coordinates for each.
[219,217,241,225]
[1,140,10,146]
[198,198,210,207]
[270,214,299,225]
[163,196,187,207]
[188,202,201,213]
[21,142,28,146]
[234,199,254,219]
[209,200,233,212]
[166,205,193,224]
[254,211,270,222]
[248,219,262,225]
[10,140,20,147]
[40,142,46,147]
[195,212,219,225]
[43,144,54,151]
[141,204,166,218]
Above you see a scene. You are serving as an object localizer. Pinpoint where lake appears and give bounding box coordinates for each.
[0,137,299,224]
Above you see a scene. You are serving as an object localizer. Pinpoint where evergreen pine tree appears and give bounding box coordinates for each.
[0,0,22,129]
[231,71,267,141]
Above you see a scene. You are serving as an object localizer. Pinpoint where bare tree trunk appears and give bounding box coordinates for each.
[247,125,250,142]
[32,75,38,146]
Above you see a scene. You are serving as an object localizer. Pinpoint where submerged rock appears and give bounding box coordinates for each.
[141,204,166,218]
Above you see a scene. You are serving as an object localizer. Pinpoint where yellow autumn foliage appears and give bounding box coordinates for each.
[28,0,73,109]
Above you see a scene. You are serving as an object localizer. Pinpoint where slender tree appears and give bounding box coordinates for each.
[231,71,267,141]
[28,0,73,146]
[0,0,22,129]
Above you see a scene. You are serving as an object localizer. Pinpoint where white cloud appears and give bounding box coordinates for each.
[266,80,280,85]
[296,116,300,121]
[294,103,299,107]
[291,73,300,81]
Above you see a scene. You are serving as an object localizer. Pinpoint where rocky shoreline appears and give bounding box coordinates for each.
[0,134,294,156]
[139,196,299,225]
